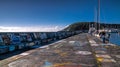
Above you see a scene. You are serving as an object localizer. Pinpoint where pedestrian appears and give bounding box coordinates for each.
[101,32,106,43]
[105,33,110,43]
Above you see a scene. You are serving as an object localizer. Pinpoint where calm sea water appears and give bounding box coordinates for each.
[109,33,120,46]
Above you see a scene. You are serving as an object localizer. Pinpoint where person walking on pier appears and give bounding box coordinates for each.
[101,32,106,43]
[105,33,110,43]
[100,32,110,43]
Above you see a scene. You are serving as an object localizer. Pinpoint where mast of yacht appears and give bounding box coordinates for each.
[94,7,97,30]
[97,0,100,32]
[88,0,100,34]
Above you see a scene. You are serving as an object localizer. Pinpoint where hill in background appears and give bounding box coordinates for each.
[63,22,120,31]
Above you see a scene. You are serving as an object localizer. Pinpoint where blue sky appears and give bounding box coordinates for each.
[0,0,120,31]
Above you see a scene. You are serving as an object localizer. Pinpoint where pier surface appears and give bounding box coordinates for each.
[0,33,120,67]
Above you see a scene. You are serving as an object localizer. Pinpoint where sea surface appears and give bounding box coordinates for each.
[109,33,120,46]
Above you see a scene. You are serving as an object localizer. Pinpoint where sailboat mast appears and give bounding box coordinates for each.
[94,7,97,30]
[97,0,100,30]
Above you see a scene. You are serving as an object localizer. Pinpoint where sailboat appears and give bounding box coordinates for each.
[93,0,111,44]
[88,0,107,38]
[88,0,100,37]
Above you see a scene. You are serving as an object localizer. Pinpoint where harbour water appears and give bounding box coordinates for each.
[109,33,120,46]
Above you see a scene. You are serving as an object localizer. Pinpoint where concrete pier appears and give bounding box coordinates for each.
[0,33,120,67]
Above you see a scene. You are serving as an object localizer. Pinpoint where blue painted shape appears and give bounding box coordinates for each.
[43,61,53,67]
[9,45,15,51]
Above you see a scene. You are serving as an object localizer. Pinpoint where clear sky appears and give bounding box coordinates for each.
[0,0,120,32]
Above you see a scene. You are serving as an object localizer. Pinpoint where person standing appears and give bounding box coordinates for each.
[101,32,106,43]
[105,33,110,43]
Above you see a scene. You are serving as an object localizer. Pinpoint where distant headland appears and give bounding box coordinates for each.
[63,22,120,31]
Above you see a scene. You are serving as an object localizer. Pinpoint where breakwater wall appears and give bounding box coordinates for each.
[0,31,81,54]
